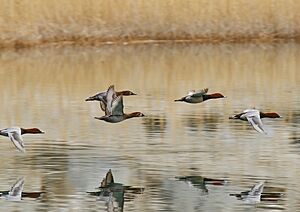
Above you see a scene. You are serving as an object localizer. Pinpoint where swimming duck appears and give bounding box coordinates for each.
[86,85,136,115]
[0,127,44,152]
[95,86,144,123]
[229,109,280,134]
[174,88,225,103]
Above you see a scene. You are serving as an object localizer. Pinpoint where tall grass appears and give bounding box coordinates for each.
[1,0,300,48]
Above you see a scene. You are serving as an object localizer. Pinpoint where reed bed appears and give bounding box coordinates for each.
[1,0,300,48]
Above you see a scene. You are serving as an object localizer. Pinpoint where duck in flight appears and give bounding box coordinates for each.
[95,85,144,123]
[229,109,280,134]
[86,86,136,114]
[0,127,44,152]
[174,88,225,103]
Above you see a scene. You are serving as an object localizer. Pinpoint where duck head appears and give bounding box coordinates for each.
[117,90,137,96]
[129,112,145,117]
[21,128,45,134]
[207,93,226,99]
[260,112,281,118]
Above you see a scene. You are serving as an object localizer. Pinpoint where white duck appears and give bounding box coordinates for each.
[229,109,281,134]
[0,127,44,152]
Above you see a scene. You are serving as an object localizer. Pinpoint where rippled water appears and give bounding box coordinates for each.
[0,43,299,211]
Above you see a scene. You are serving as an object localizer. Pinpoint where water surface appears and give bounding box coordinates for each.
[0,43,299,211]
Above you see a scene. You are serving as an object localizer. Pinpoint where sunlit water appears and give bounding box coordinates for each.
[0,43,299,211]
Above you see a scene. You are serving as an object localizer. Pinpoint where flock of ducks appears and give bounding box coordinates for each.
[0,85,281,152]
[0,85,283,206]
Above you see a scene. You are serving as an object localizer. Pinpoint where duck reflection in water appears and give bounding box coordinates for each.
[183,114,220,132]
[230,181,285,204]
[88,169,144,211]
[142,115,167,138]
[0,177,43,201]
[175,175,226,193]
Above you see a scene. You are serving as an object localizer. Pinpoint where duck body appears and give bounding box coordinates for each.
[0,127,44,152]
[175,88,225,104]
[229,109,280,134]
[95,112,145,123]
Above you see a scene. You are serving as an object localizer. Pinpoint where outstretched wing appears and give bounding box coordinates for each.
[106,85,116,115]
[99,101,108,115]
[245,110,265,134]
[7,129,25,152]
[190,88,209,97]
[85,91,106,101]
[111,95,124,116]
[8,177,25,198]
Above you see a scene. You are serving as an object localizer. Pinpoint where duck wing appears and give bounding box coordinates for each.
[99,101,108,114]
[105,85,117,115]
[245,110,266,134]
[190,88,209,97]
[8,177,24,199]
[111,95,124,116]
[85,91,106,101]
[7,129,25,152]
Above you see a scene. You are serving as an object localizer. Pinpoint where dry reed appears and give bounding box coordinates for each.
[1,0,300,49]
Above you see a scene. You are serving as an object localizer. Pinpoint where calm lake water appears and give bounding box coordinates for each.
[0,43,299,211]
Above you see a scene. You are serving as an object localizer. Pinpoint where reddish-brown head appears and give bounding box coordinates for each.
[21,128,45,134]
[118,90,137,96]
[127,112,145,118]
[210,93,225,98]
[260,112,281,118]
[204,93,226,101]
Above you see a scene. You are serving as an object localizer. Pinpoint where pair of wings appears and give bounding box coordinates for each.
[1,128,25,152]
[100,85,124,116]
[187,88,209,97]
[243,109,266,134]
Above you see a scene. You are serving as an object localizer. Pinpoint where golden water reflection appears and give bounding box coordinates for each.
[0,43,299,211]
